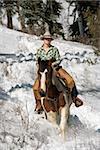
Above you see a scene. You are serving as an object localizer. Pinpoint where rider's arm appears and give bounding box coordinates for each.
[36,48,41,66]
[54,47,60,61]
[54,48,62,71]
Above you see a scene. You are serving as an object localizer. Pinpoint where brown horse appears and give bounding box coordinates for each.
[38,58,72,139]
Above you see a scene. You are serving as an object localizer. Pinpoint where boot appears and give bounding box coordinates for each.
[73,97,83,107]
[34,90,43,113]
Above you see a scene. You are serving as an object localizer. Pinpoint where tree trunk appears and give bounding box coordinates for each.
[45,22,49,31]
[6,9,13,29]
[16,0,26,32]
[28,24,34,34]
[76,1,84,37]
[97,1,100,52]
[18,11,26,32]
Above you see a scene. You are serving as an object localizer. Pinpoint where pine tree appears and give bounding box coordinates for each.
[16,0,26,32]
[66,0,85,38]
[20,0,44,34]
[2,0,17,29]
[20,0,62,35]
[0,0,3,14]
[41,0,63,34]
[0,1,3,23]
[66,0,100,49]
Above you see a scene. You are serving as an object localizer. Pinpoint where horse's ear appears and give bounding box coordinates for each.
[48,59,56,66]
[48,60,52,66]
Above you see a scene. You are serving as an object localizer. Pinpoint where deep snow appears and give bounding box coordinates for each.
[0,26,100,150]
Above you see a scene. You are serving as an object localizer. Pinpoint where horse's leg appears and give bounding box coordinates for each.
[47,111,58,127]
[59,104,69,140]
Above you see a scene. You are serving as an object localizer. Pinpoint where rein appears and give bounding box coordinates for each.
[46,96,57,102]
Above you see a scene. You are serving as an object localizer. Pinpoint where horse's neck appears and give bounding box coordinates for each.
[47,78,59,98]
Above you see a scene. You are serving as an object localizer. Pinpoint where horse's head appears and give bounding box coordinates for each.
[38,58,54,97]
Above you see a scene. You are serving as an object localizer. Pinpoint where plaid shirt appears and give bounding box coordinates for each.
[36,45,60,61]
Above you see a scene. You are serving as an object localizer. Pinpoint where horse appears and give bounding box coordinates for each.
[37,58,73,139]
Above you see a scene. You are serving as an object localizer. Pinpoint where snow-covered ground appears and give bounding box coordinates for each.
[0,26,100,150]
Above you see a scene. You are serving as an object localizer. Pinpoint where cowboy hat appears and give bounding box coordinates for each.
[41,31,53,40]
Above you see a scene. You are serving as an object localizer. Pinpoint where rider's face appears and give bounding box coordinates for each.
[43,38,52,45]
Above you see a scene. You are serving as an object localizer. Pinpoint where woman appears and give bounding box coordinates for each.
[33,31,83,113]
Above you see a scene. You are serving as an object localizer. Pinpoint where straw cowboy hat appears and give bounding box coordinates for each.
[41,31,53,40]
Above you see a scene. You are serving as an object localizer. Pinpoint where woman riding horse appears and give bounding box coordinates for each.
[33,31,83,113]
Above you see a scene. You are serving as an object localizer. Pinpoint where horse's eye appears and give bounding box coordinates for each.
[39,68,45,72]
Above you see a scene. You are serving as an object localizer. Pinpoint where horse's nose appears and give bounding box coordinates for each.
[39,89,46,97]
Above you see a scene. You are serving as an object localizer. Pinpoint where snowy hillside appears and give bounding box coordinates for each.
[0,26,100,150]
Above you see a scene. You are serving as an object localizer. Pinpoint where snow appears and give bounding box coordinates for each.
[0,26,100,149]
[0,25,39,54]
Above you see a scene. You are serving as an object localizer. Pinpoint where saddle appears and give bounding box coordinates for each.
[52,71,83,107]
